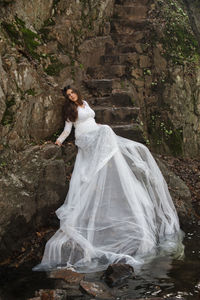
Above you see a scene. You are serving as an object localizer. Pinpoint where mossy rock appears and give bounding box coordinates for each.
[2,16,41,60]
[155,0,200,65]
[147,113,183,156]
[45,61,65,76]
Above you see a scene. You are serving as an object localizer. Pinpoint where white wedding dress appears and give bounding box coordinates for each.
[33,101,183,273]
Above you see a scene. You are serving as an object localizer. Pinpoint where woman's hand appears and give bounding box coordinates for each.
[55,140,62,147]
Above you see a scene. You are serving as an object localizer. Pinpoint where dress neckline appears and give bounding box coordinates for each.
[78,101,86,109]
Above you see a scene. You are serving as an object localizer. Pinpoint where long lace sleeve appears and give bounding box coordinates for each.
[56,121,73,144]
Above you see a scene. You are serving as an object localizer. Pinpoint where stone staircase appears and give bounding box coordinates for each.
[84,0,149,142]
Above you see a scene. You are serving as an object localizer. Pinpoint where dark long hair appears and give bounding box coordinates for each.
[62,85,83,122]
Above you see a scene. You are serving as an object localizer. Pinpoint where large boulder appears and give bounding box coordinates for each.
[156,158,194,226]
[0,143,76,260]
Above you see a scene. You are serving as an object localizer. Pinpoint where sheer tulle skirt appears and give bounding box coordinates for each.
[33,125,184,273]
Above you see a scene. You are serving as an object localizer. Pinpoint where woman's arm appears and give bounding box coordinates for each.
[55,121,72,146]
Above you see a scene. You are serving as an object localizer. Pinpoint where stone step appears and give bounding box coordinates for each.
[90,92,135,107]
[94,106,140,124]
[114,5,147,20]
[86,65,127,79]
[84,79,113,96]
[111,123,145,143]
[115,0,148,5]
[105,42,139,55]
[110,32,145,44]
[111,19,149,34]
[116,43,139,54]
[100,55,121,65]
[100,53,140,65]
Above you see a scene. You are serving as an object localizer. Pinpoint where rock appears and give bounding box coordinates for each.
[126,298,163,300]
[156,158,195,223]
[139,55,151,68]
[0,144,70,260]
[103,263,134,287]
[0,84,6,123]
[13,0,53,30]
[185,0,200,48]
[153,47,167,71]
[79,36,114,68]
[131,69,142,79]
[95,106,139,124]
[49,269,84,285]
[80,280,113,299]
[28,289,69,300]
[84,79,113,97]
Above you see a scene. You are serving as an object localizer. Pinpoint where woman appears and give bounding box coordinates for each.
[33,85,183,273]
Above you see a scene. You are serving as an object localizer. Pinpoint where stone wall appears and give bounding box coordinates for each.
[140,0,200,157]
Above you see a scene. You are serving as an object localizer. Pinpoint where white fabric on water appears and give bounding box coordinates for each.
[33,101,184,273]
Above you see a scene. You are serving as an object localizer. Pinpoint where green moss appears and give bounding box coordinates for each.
[1,22,20,44]
[162,22,199,64]
[147,113,183,156]
[157,0,200,64]
[15,16,25,27]
[25,88,36,96]
[39,18,55,42]
[21,27,41,59]
[45,61,65,76]
[43,18,56,27]
[1,16,41,60]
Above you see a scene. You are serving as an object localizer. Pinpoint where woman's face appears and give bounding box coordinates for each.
[66,89,78,103]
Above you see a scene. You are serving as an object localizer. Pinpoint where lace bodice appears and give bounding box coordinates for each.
[57,101,98,143]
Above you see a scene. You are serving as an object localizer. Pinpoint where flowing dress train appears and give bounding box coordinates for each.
[33,100,184,273]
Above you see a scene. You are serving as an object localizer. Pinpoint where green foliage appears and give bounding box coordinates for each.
[0,161,7,171]
[144,69,152,76]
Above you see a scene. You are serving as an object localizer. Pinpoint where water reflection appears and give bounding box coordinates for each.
[0,223,200,300]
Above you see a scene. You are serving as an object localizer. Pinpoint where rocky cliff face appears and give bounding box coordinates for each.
[144,0,200,157]
[0,0,199,260]
[0,0,115,260]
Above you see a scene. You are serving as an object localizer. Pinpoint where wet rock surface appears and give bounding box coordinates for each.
[49,269,84,285]
[102,263,134,287]
[80,280,113,299]
[1,223,200,300]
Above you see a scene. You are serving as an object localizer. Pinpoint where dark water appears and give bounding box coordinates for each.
[0,222,200,300]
